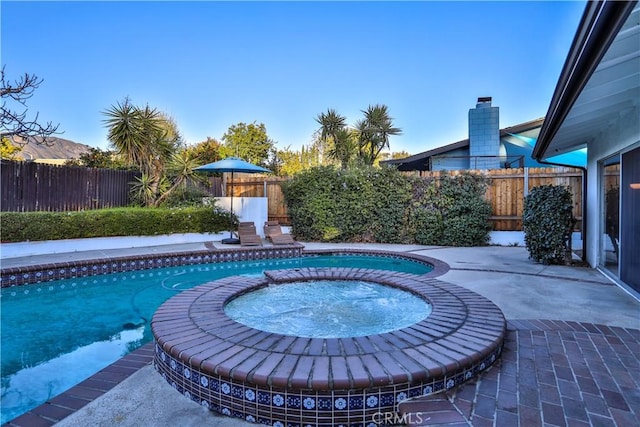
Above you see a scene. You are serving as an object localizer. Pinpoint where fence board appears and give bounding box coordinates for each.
[229,176,291,225]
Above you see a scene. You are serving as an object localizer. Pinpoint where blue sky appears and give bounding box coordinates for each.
[1,1,586,155]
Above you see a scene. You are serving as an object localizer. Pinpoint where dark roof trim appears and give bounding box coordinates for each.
[533,0,638,160]
[381,139,468,166]
[499,118,544,137]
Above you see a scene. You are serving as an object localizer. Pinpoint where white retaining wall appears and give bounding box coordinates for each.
[1,230,581,260]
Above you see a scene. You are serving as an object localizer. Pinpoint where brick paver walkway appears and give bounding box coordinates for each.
[400,320,640,426]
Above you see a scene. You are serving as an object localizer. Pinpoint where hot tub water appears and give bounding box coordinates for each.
[224,280,432,338]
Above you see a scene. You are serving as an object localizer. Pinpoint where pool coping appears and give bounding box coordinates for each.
[0,244,450,288]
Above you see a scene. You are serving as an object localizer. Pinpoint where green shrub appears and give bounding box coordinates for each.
[523,185,576,265]
[412,207,444,245]
[282,166,411,243]
[158,186,212,208]
[366,167,412,243]
[281,166,337,241]
[282,167,490,246]
[0,207,229,242]
[438,173,492,246]
[407,177,443,245]
[409,172,491,246]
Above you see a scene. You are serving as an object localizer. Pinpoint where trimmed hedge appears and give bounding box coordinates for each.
[0,207,230,242]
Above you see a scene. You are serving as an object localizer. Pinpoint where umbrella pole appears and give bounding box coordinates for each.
[222,171,240,244]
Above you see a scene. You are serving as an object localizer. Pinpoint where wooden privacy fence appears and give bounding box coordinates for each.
[419,167,583,231]
[1,160,138,212]
[230,167,583,231]
[228,176,291,225]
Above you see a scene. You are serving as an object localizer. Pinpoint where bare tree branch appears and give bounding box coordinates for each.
[1,65,61,145]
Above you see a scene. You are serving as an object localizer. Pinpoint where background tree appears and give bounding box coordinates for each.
[327,128,357,170]
[315,108,355,169]
[184,137,224,165]
[265,147,284,176]
[260,143,327,177]
[315,105,401,169]
[309,130,331,165]
[391,150,411,159]
[1,66,60,144]
[221,122,274,167]
[64,147,129,169]
[377,150,411,163]
[1,136,22,159]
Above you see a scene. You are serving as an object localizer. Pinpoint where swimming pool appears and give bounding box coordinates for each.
[0,252,434,424]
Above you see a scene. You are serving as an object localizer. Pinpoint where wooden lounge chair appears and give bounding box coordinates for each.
[263,221,295,245]
[237,222,263,246]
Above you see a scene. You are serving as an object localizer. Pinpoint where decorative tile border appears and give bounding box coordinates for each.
[152,268,506,426]
[303,248,450,278]
[0,244,304,288]
[0,245,446,288]
[154,346,501,427]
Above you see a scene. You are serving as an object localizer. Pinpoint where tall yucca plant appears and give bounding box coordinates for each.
[155,151,209,206]
[103,98,180,206]
[358,104,402,165]
[316,108,355,169]
[103,99,154,171]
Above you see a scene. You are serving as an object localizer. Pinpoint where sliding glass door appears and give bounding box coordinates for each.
[601,156,620,276]
[620,147,640,292]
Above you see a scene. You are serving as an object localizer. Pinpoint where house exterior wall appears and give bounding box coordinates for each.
[585,110,639,276]
[469,99,500,169]
[430,147,470,171]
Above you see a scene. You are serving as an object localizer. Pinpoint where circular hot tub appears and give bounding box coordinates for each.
[152,266,505,426]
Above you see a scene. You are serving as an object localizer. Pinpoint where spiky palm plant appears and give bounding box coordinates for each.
[103,98,181,206]
[316,108,355,169]
[358,104,402,165]
[155,151,209,206]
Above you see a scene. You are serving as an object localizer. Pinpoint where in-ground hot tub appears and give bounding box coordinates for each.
[224,279,433,338]
[152,266,505,426]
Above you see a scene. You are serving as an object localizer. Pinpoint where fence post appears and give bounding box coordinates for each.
[524,167,529,197]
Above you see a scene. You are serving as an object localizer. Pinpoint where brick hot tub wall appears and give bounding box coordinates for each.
[152,267,506,426]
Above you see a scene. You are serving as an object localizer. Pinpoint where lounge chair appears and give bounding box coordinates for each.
[237,222,263,246]
[263,221,295,245]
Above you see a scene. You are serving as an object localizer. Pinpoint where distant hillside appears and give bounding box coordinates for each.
[10,136,92,161]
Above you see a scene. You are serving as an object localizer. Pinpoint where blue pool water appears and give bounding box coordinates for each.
[0,254,432,423]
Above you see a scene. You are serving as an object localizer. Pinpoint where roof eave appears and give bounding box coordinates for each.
[533,0,638,161]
